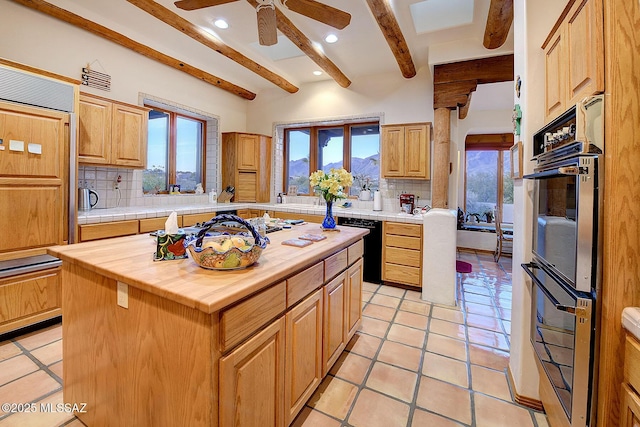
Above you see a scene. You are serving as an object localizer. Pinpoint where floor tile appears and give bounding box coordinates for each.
[0,371,60,415]
[466,312,503,333]
[63,420,84,427]
[377,341,422,372]
[291,407,341,427]
[467,327,509,351]
[363,304,397,322]
[348,388,410,427]
[463,293,494,306]
[426,334,467,361]
[0,390,73,427]
[360,317,390,338]
[464,302,498,317]
[393,311,428,330]
[369,294,401,309]
[0,355,39,387]
[399,300,430,316]
[474,393,535,427]
[403,290,424,302]
[469,343,510,371]
[29,341,62,367]
[329,352,371,385]
[308,376,357,420]
[48,361,63,381]
[470,365,511,401]
[377,286,406,298]
[387,324,425,348]
[431,306,464,324]
[411,409,465,427]
[0,342,21,362]
[415,376,472,425]
[366,362,417,403]
[346,333,382,359]
[362,291,373,303]
[15,326,62,351]
[429,318,466,341]
[363,282,380,293]
[422,352,469,388]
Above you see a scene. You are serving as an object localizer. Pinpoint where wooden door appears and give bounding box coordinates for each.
[237,133,259,171]
[323,272,346,376]
[544,30,567,122]
[220,316,285,427]
[111,103,148,168]
[236,171,258,202]
[381,125,405,177]
[285,290,323,424]
[346,259,363,340]
[78,94,112,165]
[621,384,640,427]
[566,0,604,105]
[404,124,429,178]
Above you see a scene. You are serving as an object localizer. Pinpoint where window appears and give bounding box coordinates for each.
[284,122,380,195]
[143,108,205,193]
[464,134,514,227]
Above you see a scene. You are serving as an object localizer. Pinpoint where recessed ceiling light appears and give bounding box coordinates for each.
[214,19,229,29]
[313,71,323,76]
[324,34,338,43]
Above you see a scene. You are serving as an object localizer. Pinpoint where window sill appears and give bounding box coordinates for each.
[459,224,496,233]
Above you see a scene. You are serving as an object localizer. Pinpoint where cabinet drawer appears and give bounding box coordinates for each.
[220,282,286,352]
[385,234,421,250]
[383,263,421,286]
[287,262,324,308]
[385,247,421,267]
[139,216,183,234]
[385,222,422,237]
[0,267,60,323]
[80,220,139,242]
[347,240,364,266]
[324,249,347,281]
[625,335,640,393]
[182,212,216,226]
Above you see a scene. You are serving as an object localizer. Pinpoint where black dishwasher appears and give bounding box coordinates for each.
[337,217,382,284]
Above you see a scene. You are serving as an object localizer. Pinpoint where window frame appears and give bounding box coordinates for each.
[282,121,379,196]
[144,106,207,194]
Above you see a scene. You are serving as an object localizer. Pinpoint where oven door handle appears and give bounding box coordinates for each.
[523,166,580,179]
[521,263,577,315]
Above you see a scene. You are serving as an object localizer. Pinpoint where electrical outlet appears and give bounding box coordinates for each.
[117,282,128,308]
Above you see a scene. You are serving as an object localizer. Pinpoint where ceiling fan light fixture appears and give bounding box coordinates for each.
[324,34,338,43]
[214,18,229,29]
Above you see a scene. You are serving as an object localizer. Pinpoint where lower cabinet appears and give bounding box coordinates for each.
[346,258,363,339]
[621,384,640,427]
[382,221,423,287]
[622,334,640,427]
[323,271,347,376]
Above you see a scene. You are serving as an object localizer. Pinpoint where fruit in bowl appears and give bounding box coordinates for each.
[185,234,262,270]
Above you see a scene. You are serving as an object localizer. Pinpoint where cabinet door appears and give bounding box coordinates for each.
[621,384,640,427]
[544,30,567,122]
[220,316,285,427]
[323,272,346,376]
[566,0,604,105]
[111,103,147,168]
[78,95,112,165]
[237,133,259,171]
[346,259,363,341]
[236,172,258,202]
[285,290,323,424]
[381,126,405,177]
[404,124,429,179]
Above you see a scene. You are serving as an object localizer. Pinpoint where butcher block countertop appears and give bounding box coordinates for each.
[47,223,368,314]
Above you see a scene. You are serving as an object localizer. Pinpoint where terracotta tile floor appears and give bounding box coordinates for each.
[0,250,548,427]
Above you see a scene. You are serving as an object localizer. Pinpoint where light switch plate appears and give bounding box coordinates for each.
[117,281,129,308]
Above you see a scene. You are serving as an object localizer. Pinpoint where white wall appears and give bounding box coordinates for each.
[0,1,248,131]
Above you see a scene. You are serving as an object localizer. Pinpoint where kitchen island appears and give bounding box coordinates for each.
[47,223,368,427]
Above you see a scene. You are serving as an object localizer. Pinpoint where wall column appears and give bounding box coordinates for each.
[432,107,452,208]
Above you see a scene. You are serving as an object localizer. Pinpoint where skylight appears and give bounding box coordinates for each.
[410,0,475,34]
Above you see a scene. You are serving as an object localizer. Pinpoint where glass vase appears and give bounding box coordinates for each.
[322,201,336,230]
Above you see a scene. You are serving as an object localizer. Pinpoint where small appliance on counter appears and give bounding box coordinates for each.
[78,188,99,211]
[400,193,415,214]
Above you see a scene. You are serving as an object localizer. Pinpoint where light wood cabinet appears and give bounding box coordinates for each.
[220,316,286,427]
[138,216,183,234]
[0,266,61,334]
[285,289,323,424]
[323,271,346,376]
[542,0,604,123]
[381,123,430,179]
[346,258,363,340]
[182,212,216,226]
[268,210,326,224]
[79,220,139,242]
[222,132,271,202]
[78,93,149,168]
[622,335,640,427]
[382,222,423,287]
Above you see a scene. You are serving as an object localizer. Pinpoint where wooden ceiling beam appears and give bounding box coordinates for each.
[246,0,351,88]
[11,0,256,100]
[458,92,472,120]
[433,54,514,85]
[364,0,416,79]
[483,0,514,49]
[126,0,298,93]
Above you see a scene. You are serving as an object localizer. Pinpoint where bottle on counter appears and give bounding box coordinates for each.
[209,190,217,204]
[276,193,282,203]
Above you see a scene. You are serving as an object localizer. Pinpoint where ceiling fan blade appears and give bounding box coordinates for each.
[283,0,351,29]
[257,5,277,46]
[174,0,238,11]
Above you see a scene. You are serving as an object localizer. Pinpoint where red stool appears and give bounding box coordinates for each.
[456,260,472,274]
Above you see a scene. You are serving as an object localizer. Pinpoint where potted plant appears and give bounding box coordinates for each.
[309,168,353,229]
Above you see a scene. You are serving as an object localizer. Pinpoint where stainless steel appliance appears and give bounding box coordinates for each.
[522,95,603,427]
[337,217,382,283]
[400,193,415,214]
[78,187,99,211]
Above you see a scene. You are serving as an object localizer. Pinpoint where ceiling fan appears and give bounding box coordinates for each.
[174,0,351,46]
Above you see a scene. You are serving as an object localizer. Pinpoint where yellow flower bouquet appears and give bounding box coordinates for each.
[309,168,353,229]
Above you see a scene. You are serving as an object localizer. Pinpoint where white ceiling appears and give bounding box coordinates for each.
[46,0,514,105]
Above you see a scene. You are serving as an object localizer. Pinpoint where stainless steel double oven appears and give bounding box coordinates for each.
[523,95,603,427]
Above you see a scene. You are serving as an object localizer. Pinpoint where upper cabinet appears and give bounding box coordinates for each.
[381,123,431,179]
[543,0,604,123]
[222,132,271,202]
[78,93,149,168]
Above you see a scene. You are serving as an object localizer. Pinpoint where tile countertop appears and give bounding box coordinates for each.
[77,202,426,225]
[622,307,640,341]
